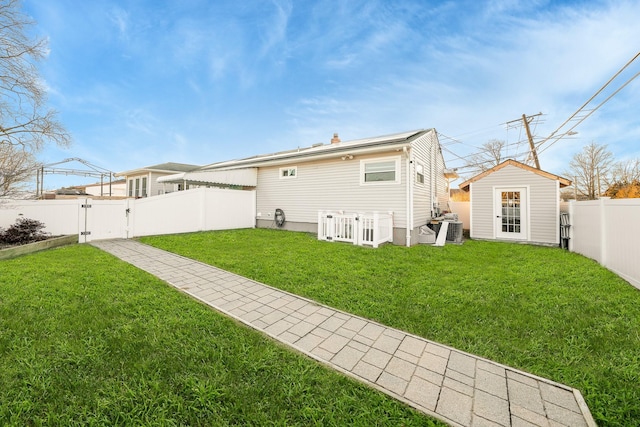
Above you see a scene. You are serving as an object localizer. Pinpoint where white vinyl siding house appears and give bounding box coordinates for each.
[116,163,200,198]
[460,160,571,245]
[256,152,408,230]
[411,130,449,229]
[196,129,451,246]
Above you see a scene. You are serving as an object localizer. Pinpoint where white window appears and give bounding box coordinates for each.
[360,156,401,185]
[142,177,148,197]
[280,166,297,179]
[128,179,133,197]
[416,163,425,184]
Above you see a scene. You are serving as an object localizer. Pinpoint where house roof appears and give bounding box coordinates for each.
[199,129,435,171]
[115,162,200,177]
[459,159,572,191]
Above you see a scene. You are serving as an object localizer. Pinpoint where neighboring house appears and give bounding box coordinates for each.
[459,159,571,245]
[162,129,453,246]
[82,179,127,197]
[115,163,200,198]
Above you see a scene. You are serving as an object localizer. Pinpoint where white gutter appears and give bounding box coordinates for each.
[431,142,436,215]
[204,142,413,171]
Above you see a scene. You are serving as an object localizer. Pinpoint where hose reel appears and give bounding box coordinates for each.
[274,209,285,227]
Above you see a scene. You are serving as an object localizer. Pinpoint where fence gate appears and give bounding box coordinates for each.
[78,198,129,242]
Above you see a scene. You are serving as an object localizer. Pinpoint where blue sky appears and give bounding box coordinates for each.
[23,0,640,189]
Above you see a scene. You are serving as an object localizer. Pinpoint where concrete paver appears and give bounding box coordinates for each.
[91,239,597,427]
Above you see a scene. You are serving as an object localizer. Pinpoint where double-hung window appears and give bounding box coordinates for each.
[360,156,401,185]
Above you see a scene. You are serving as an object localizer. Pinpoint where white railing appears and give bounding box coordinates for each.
[318,211,394,248]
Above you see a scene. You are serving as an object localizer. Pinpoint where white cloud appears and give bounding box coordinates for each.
[24,0,640,188]
[108,7,129,38]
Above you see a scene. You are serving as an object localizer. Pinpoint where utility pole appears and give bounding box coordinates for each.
[522,113,541,170]
[505,112,543,169]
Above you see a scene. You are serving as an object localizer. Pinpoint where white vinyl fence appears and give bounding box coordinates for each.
[568,198,640,290]
[0,187,256,242]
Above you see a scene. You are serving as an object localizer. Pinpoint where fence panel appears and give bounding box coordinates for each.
[202,188,256,231]
[600,199,640,289]
[131,190,205,237]
[568,200,602,262]
[1,188,256,242]
[569,198,640,290]
[0,199,81,236]
[130,188,255,237]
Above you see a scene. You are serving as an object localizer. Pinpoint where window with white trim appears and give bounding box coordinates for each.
[416,162,425,184]
[360,156,401,185]
[280,166,297,179]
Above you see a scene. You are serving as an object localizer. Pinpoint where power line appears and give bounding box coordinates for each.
[538,68,640,155]
[536,50,640,153]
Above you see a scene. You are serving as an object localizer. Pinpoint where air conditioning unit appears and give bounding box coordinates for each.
[446,222,463,243]
[443,213,458,222]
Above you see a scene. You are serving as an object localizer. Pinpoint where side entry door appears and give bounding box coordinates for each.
[495,188,527,240]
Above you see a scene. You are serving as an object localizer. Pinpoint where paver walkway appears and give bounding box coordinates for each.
[91,239,596,427]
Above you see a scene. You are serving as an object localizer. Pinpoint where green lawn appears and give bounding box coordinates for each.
[0,244,442,426]
[140,229,640,427]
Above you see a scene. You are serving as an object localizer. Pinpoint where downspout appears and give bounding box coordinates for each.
[404,146,413,247]
[431,141,436,216]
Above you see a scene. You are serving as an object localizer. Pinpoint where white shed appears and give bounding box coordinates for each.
[459,159,571,245]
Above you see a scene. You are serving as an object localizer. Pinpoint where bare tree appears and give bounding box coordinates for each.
[0,143,37,197]
[565,142,614,200]
[608,159,640,185]
[0,0,69,196]
[604,159,640,198]
[465,139,506,175]
[1,0,70,150]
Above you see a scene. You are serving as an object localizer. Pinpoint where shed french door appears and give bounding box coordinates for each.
[495,188,528,240]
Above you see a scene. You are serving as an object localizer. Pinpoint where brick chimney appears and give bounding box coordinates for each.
[331,133,341,144]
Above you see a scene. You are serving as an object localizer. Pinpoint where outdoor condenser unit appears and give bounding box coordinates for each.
[446,222,464,243]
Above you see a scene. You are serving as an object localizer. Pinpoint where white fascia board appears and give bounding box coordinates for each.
[204,142,413,171]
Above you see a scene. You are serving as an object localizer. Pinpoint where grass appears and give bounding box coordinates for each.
[140,228,640,427]
[0,244,443,426]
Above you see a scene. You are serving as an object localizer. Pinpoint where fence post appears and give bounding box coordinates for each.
[568,201,574,252]
[78,198,86,243]
[600,197,610,267]
[372,212,379,248]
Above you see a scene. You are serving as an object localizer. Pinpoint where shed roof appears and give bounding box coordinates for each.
[459,159,571,191]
